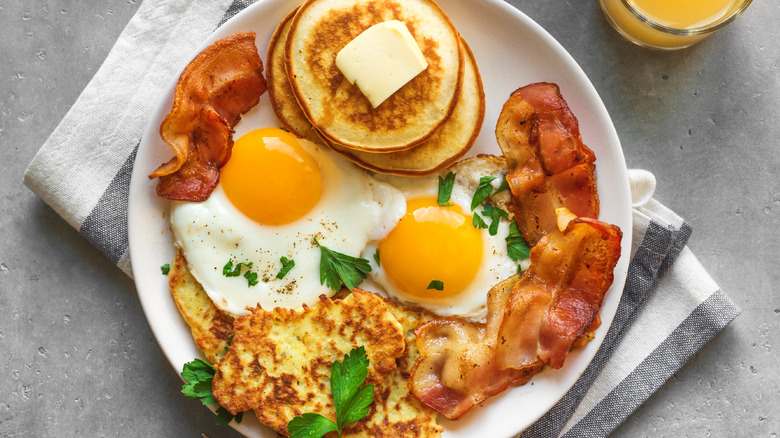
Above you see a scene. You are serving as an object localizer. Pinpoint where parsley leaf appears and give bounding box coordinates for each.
[315,239,372,291]
[506,221,531,261]
[339,385,374,427]
[160,264,170,275]
[482,204,509,236]
[373,248,380,267]
[223,260,258,286]
[471,176,496,211]
[181,358,242,425]
[494,176,510,194]
[427,280,444,290]
[472,212,488,229]
[181,359,214,399]
[244,271,258,287]
[288,413,338,438]
[223,260,252,277]
[216,408,242,425]
[331,347,372,429]
[277,256,296,279]
[287,347,374,438]
[437,171,456,206]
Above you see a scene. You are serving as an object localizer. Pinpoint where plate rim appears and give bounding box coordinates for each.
[128,0,632,436]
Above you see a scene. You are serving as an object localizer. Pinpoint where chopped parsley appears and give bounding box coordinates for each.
[471,176,496,211]
[160,264,170,275]
[427,280,444,291]
[373,248,381,267]
[315,238,372,291]
[287,347,374,438]
[223,260,258,287]
[472,213,488,229]
[494,176,510,194]
[244,271,259,287]
[506,221,531,261]
[181,358,243,426]
[222,260,252,277]
[277,256,296,279]
[437,171,456,206]
[482,204,509,236]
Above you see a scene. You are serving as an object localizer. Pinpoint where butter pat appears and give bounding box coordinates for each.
[336,20,428,108]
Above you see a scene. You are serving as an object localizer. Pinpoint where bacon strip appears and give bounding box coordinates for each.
[496,82,599,245]
[148,32,267,201]
[409,218,621,420]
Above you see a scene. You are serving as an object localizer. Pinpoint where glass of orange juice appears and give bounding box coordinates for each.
[599,0,753,50]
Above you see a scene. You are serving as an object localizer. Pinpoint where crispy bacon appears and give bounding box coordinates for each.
[148,32,267,201]
[496,82,599,245]
[409,277,543,420]
[537,218,621,368]
[409,218,621,420]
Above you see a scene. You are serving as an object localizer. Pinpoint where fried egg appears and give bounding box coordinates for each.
[365,157,528,319]
[170,128,405,317]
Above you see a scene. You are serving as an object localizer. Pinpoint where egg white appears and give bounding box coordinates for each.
[170,137,405,317]
[365,157,527,319]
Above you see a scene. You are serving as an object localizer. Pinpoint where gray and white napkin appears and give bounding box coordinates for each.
[23,0,740,436]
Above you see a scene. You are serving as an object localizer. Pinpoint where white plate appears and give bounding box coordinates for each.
[128,0,632,436]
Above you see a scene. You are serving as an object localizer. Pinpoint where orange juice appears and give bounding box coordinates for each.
[629,0,735,29]
[600,0,752,50]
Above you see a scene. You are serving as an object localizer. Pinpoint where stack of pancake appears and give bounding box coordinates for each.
[267,0,485,176]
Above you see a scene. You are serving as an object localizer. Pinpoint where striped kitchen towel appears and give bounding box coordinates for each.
[22,0,740,436]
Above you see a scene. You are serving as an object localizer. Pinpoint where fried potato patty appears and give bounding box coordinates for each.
[211,290,406,435]
[171,257,442,436]
[168,250,234,363]
[343,298,442,437]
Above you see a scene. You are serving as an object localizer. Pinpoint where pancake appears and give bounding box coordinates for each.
[268,10,484,176]
[329,38,484,176]
[285,0,463,152]
[266,6,322,144]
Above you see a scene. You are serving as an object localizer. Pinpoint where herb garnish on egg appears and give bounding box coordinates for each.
[222,260,252,276]
[222,260,259,287]
[468,172,530,273]
[482,204,510,236]
[494,176,510,194]
[315,238,372,291]
[471,176,497,210]
[437,171,456,206]
[427,280,444,291]
[244,271,259,287]
[472,213,488,229]
[276,256,296,279]
[506,222,531,262]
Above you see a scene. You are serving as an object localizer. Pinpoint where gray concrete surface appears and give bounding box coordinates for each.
[1,0,778,437]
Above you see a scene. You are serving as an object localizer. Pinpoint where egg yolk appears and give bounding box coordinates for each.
[378,197,483,299]
[221,128,322,225]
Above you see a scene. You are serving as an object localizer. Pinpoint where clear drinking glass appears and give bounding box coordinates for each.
[599,0,753,50]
